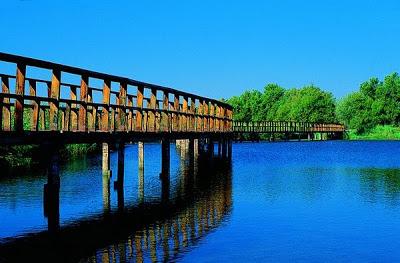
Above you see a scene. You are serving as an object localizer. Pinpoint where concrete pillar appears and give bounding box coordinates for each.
[138,141,144,172]
[43,143,60,233]
[102,143,111,176]
[161,138,170,178]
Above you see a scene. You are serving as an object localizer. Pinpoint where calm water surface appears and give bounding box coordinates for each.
[1,141,400,262]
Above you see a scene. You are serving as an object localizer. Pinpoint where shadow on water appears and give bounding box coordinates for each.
[0,151,233,263]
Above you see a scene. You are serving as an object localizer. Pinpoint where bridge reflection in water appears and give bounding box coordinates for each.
[0,143,232,263]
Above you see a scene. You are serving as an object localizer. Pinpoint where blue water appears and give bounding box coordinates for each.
[1,141,400,262]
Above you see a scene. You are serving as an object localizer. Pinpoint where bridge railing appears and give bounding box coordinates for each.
[0,53,233,134]
[233,121,345,133]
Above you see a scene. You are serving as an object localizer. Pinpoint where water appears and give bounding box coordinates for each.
[1,141,400,262]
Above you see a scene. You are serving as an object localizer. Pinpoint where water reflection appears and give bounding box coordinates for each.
[0,147,232,263]
[357,168,400,205]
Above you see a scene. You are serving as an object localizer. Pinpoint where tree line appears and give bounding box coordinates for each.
[227,72,400,134]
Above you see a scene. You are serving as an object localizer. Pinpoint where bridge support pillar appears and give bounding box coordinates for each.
[207,139,214,158]
[161,138,170,179]
[228,139,232,159]
[189,138,195,166]
[218,140,222,157]
[102,172,111,213]
[138,141,144,172]
[222,139,227,158]
[43,143,60,233]
[115,142,125,188]
[102,143,111,177]
[307,133,311,141]
[161,138,170,203]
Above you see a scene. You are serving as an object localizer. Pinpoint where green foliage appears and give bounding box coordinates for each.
[347,125,400,140]
[228,84,336,123]
[337,72,400,134]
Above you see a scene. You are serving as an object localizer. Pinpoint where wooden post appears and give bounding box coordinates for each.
[209,104,215,131]
[138,141,144,171]
[173,94,179,132]
[102,143,111,176]
[15,63,26,132]
[136,85,144,131]
[116,142,125,188]
[203,100,208,132]
[70,86,77,131]
[43,143,60,233]
[149,88,157,132]
[162,91,169,132]
[79,75,89,131]
[49,70,61,131]
[161,138,170,178]
[118,82,127,131]
[101,80,111,131]
[198,101,203,132]
[1,77,10,131]
[182,96,188,132]
[228,139,232,159]
[29,80,39,131]
[190,98,195,132]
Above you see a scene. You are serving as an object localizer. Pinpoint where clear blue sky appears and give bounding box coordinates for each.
[1,0,400,100]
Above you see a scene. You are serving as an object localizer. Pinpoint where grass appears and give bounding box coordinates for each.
[347,125,400,140]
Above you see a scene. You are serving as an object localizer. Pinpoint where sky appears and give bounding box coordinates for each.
[1,0,400,100]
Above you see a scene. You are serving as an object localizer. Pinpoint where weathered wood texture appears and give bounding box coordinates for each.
[0,53,232,137]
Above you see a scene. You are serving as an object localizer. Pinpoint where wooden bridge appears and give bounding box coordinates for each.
[233,121,344,139]
[0,53,345,240]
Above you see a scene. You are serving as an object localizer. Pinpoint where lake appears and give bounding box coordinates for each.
[1,141,400,262]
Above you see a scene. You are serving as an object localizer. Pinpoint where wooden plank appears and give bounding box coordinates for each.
[101,80,110,131]
[1,76,10,131]
[29,80,39,131]
[136,85,144,131]
[79,75,88,131]
[15,63,26,132]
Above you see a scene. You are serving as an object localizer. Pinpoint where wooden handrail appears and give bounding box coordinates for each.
[0,53,233,134]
